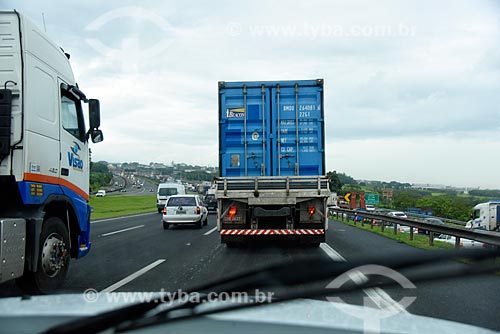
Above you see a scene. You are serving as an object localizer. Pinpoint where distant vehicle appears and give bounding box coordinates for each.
[204,194,217,212]
[96,190,106,197]
[149,188,153,192]
[120,189,127,193]
[435,234,482,248]
[162,195,208,229]
[365,204,376,212]
[397,224,418,233]
[466,201,500,231]
[327,193,338,207]
[350,208,367,222]
[157,183,186,213]
[418,218,444,235]
[387,211,408,219]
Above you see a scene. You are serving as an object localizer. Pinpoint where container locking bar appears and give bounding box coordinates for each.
[294,83,299,176]
[243,85,248,176]
[261,84,266,176]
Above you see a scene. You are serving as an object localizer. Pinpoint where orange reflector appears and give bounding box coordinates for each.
[228,207,237,217]
[308,206,316,216]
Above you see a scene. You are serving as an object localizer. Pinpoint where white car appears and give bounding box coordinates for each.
[162,195,208,229]
[397,224,418,233]
[95,190,106,197]
[365,204,376,212]
[435,234,482,248]
[387,211,408,218]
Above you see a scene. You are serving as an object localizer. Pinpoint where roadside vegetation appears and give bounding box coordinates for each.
[89,195,156,220]
[332,216,454,250]
[90,161,113,193]
[328,170,499,221]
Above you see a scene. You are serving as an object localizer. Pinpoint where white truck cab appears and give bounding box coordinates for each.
[0,10,103,293]
[466,201,500,231]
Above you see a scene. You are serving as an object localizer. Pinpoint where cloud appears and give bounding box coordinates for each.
[3,0,499,188]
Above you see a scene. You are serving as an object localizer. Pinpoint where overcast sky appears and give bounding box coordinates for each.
[4,0,500,189]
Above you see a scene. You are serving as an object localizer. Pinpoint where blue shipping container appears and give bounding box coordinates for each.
[218,79,325,177]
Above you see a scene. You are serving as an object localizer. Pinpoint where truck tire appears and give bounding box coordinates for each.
[16,217,70,294]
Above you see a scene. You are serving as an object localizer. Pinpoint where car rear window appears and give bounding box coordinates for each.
[167,197,196,207]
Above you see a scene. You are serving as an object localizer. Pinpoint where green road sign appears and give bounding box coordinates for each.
[365,193,379,205]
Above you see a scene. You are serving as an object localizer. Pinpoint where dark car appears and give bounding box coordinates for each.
[204,194,217,212]
[418,217,445,235]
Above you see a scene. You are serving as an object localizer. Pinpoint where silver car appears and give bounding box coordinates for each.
[162,195,208,229]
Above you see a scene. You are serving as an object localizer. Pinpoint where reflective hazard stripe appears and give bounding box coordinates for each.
[220,229,324,235]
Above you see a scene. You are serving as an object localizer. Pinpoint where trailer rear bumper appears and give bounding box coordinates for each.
[220,229,325,245]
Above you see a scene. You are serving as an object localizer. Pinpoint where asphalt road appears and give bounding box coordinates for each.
[1,215,499,331]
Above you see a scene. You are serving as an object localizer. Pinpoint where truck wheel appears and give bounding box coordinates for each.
[16,217,70,294]
[163,222,170,230]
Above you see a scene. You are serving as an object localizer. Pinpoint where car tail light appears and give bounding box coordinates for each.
[308,206,316,217]
[228,207,237,217]
[196,207,201,214]
[163,207,166,214]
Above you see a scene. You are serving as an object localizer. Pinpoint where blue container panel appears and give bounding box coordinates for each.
[219,80,324,177]
[271,86,323,176]
[220,87,271,176]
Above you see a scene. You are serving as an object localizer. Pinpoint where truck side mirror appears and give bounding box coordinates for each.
[91,129,103,143]
[89,99,101,129]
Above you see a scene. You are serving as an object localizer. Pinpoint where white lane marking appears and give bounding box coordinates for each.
[320,243,408,313]
[204,227,218,236]
[100,225,144,237]
[320,243,346,261]
[91,212,156,224]
[101,259,166,293]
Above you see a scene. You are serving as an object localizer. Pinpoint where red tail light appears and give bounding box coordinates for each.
[196,207,201,214]
[308,206,316,216]
[163,207,166,214]
[228,207,237,217]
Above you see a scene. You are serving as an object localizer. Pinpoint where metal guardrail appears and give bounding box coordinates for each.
[405,212,467,226]
[329,207,500,247]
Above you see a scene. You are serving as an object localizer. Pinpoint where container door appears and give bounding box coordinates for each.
[271,84,324,176]
[220,85,271,176]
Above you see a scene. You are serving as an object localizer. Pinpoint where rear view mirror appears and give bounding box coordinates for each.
[89,99,101,129]
[91,129,103,143]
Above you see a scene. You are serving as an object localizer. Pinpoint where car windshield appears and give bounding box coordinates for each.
[167,197,196,207]
[1,2,499,334]
[159,188,178,196]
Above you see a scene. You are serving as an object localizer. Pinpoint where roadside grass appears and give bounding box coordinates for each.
[89,195,156,220]
[331,217,454,250]
[333,217,500,273]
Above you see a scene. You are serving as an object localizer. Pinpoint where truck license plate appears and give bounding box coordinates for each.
[223,216,242,222]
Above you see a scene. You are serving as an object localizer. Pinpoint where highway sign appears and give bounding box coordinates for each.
[344,193,351,202]
[365,193,379,205]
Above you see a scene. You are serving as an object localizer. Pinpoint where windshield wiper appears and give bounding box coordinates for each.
[44,247,500,334]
